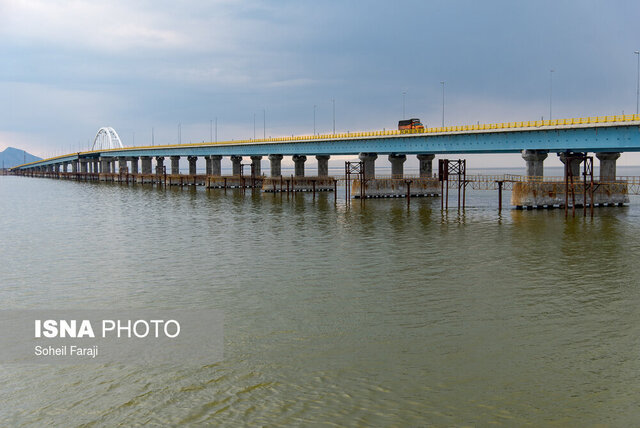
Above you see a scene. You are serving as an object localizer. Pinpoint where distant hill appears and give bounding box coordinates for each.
[0,147,41,169]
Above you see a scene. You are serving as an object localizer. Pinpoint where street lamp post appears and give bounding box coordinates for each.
[332,98,335,134]
[402,91,406,119]
[313,104,317,135]
[549,69,554,121]
[635,51,639,115]
[440,82,445,127]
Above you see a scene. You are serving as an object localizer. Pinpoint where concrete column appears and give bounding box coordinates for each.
[188,156,198,175]
[141,156,152,174]
[358,152,377,179]
[231,156,242,175]
[250,156,262,176]
[129,157,139,174]
[316,155,330,177]
[170,156,180,175]
[100,157,110,173]
[210,155,222,176]
[269,154,283,177]
[93,160,99,173]
[559,152,583,178]
[71,160,78,173]
[388,154,406,178]
[118,157,127,172]
[204,156,212,175]
[62,162,68,173]
[596,152,620,182]
[53,164,60,173]
[522,150,548,178]
[417,154,435,178]
[155,156,165,175]
[80,159,88,173]
[292,155,307,177]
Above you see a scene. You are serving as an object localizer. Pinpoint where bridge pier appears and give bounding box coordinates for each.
[62,162,68,173]
[358,153,377,178]
[204,156,212,175]
[231,156,242,175]
[155,156,165,175]
[100,157,110,174]
[417,154,435,177]
[522,150,548,178]
[141,156,152,174]
[250,156,262,176]
[211,155,222,176]
[269,154,283,177]
[80,159,88,173]
[71,160,77,173]
[389,154,406,178]
[316,155,330,177]
[129,157,138,174]
[559,152,583,177]
[188,156,198,175]
[118,157,127,173]
[171,156,180,175]
[92,160,99,174]
[293,155,307,177]
[596,152,620,182]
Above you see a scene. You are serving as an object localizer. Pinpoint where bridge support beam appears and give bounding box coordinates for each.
[522,150,548,178]
[358,153,377,179]
[417,154,435,177]
[141,156,152,174]
[129,157,138,174]
[231,156,242,175]
[155,156,165,175]
[170,156,180,175]
[53,164,60,173]
[293,155,307,177]
[62,162,68,173]
[596,152,620,182]
[100,157,110,174]
[71,160,78,173]
[389,154,406,178]
[210,155,222,176]
[204,156,212,175]
[80,159,88,173]
[250,156,262,176]
[316,155,330,177]
[559,152,583,178]
[92,160,99,174]
[269,154,283,177]
[188,156,198,175]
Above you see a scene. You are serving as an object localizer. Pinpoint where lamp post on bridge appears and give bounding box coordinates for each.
[313,104,317,135]
[635,51,639,115]
[402,91,406,120]
[549,69,554,120]
[440,82,445,127]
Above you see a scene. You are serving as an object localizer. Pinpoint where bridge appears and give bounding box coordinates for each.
[9,114,640,210]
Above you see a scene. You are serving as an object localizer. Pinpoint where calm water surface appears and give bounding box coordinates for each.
[1,174,640,426]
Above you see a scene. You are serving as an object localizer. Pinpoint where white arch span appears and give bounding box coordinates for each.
[92,127,124,150]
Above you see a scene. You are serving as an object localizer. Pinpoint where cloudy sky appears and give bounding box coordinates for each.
[2,0,640,167]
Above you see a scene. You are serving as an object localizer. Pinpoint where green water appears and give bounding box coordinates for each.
[1,175,640,426]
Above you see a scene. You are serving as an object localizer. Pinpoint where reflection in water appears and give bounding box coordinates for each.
[1,176,640,426]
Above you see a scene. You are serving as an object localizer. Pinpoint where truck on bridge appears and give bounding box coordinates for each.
[398,118,425,132]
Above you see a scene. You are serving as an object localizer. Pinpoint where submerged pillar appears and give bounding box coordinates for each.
[210,155,222,176]
[389,154,406,178]
[170,156,180,175]
[100,157,110,173]
[62,162,69,173]
[70,161,77,173]
[358,152,377,179]
[118,157,127,173]
[292,155,307,177]
[596,152,620,182]
[250,156,262,176]
[417,154,435,178]
[204,156,212,175]
[269,154,283,177]
[80,159,88,173]
[188,156,198,175]
[231,156,242,175]
[140,156,152,174]
[92,160,99,173]
[522,150,548,178]
[316,155,330,177]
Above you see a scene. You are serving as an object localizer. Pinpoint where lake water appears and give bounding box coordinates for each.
[1,172,640,426]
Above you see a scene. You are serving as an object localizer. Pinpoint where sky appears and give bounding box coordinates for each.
[2,0,640,168]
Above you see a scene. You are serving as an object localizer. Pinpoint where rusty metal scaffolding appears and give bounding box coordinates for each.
[438,159,467,210]
[345,161,365,203]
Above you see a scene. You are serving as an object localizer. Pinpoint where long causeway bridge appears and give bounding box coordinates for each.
[10,115,640,210]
